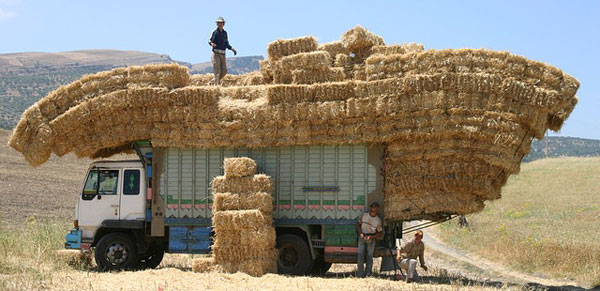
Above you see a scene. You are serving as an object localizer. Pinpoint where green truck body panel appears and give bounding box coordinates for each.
[158,144,378,222]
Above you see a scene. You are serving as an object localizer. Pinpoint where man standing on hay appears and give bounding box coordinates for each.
[396,230,428,283]
[208,16,237,85]
[356,202,383,278]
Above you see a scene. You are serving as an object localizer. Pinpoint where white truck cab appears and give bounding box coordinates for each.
[76,160,147,241]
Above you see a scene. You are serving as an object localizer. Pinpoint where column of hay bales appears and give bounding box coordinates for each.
[192,157,277,276]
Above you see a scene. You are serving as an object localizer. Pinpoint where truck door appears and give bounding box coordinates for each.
[78,169,121,238]
[119,169,146,220]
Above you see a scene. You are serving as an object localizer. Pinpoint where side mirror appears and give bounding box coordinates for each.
[97,194,102,200]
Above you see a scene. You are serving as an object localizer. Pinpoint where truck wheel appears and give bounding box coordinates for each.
[310,257,332,276]
[137,244,164,270]
[95,233,138,271]
[276,234,313,275]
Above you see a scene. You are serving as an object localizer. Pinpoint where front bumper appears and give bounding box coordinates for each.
[64,229,82,249]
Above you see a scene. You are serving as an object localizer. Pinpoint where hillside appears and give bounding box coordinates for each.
[190,55,263,75]
[0,50,262,129]
[438,156,600,286]
[524,136,600,162]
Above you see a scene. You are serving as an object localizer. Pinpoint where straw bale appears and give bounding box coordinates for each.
[220,72,264,87]
[292,67,345,84]
[212,174,273,195]
[371,43,424,55]
[341,25,385,52]
[279,51,332,72]
[213,245,276,264]
[335,53,352,68]
[214,225,276,247]
[190,74,214,86]
[266,84,314,104]
[192,257,215,273]
[267,36,318,60]
[212,210,270,231]
[217,258,278,276]
[259,60,274,84]
[313,82,356,102]
[213,192,273,214]
[223,157,257,177]
[318,41,349,60]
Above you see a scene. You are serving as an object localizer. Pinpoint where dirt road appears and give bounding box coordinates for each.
[405,222,587,290]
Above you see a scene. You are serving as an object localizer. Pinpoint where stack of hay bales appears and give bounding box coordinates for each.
[9,26,580,221]
[210,157,277,276]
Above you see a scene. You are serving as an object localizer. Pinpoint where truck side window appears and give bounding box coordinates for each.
[98,170,119,195]
[82,170,98,200]
[123,170,140,195]
[82,170,119,200]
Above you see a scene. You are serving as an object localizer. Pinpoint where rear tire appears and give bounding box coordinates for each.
[310,256,332,276]
[95,233,138,271]
[276,234,313,275]
[137,243,164,270]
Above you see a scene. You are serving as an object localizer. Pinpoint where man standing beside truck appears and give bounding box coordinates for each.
[356,202,383,278]
[208,16,237,85]
[397,230,428,283]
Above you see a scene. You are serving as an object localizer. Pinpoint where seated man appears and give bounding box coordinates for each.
[397,230,428,283]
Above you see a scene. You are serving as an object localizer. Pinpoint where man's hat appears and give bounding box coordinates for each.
[415,230,424,236]
[216,17,225,23]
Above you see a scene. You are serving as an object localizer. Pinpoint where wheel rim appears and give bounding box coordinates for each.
[106,242,129,265]
[279,245,299,267]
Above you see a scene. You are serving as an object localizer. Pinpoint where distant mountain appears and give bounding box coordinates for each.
[0,50,262,129]
[523,136,600,162]
[191,55,263,75]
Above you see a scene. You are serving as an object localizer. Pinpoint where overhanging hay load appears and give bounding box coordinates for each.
[9,26,580,220]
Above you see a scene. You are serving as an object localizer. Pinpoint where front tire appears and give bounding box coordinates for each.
[276,234,313,275]
[95,233,138,271]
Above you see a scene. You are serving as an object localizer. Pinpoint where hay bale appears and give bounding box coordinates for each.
[212,174,273,195]
[267,36,318,60]
[341,25,385,53]
[217,258,278,277]
[190,74,214,86]
[223,157,257,178]
[291,67,345,84]
[212,209,270,231]
[266,84,314,104]
[259,60,274,84]
[192,257,215,273]
[213,192,273,214]
[318,41,349,60]
[279,51,332,72]
[371,43,424,55]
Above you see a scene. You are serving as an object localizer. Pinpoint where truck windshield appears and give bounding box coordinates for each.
[82,169,119,200]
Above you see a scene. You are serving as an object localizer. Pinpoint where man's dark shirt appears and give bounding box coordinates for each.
[209,28,232,50]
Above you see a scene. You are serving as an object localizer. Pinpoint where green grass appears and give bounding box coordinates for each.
[0,217,78,290]
[438,157,600,287]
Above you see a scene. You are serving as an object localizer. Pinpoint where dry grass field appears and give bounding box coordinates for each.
[438,157,600,287]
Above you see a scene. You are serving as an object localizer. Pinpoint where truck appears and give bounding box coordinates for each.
[65,141,415,274]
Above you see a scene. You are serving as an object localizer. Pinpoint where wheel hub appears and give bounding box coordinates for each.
[279,246,299,267]
[106,242,128,265]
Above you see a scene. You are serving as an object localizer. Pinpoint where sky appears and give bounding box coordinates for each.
[0,0,598,139]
